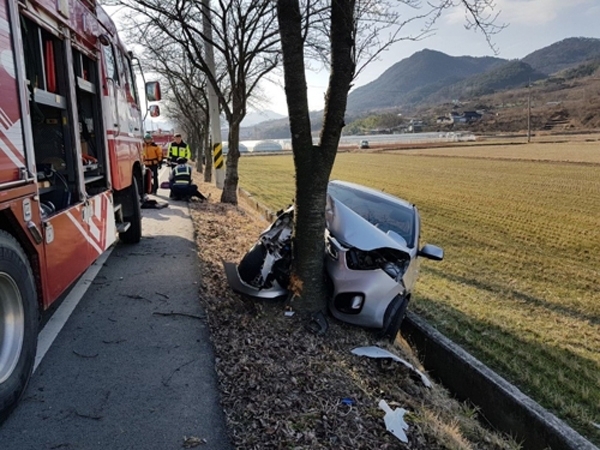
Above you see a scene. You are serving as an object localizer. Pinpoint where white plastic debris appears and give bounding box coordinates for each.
[351,346,432,388]
[379,399,409,443]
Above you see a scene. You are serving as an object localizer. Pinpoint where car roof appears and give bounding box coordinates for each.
[328,180,415,210]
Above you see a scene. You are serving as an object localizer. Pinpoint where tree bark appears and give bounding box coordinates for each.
[220,120,240,204]
[193,125,204,173]
[203,114,212,182]
[277,0,356,314]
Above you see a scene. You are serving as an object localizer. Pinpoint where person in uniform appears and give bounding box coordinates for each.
[143,133,163,194]
[168,157,207,201]
[167,133,191,165]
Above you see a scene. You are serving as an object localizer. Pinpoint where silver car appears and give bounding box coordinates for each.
[224,180,443,338]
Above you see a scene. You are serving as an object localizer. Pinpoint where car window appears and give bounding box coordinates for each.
[328,183,416,247]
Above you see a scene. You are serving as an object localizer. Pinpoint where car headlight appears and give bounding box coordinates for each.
[382,261,402,280]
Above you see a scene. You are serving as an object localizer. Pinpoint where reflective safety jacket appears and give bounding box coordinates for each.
[143,141,163,166]
[168,141,191,160]
[170,164,192,185]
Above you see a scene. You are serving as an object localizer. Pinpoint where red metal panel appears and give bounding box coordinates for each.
[70,0,99,51]
[95,3,117,38]
[85,191,111,255]
[42,204,93,302]
[42,191,118,306]
[108,136,140,191]
[0,0,26,185]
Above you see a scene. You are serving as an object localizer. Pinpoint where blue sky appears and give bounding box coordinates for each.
[262,0,600,115]
[108,1,600,119]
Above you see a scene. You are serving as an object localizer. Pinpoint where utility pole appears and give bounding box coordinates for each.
[527,80,531,143]
[202,0,224,188]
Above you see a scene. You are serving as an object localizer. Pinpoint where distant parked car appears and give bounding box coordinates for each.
[224,180,444,339]
[360,140,370,149]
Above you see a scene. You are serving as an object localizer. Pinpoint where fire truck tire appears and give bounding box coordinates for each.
[119,178,142,244]
[0,231,38,424]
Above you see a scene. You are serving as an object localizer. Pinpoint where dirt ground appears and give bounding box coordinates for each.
[187,177,520,450]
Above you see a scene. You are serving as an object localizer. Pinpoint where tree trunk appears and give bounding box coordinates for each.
[194,125,204,173]
[277,0,356,315]
[203,115,212,182]
[276,0,323,312]
[220,120,240,204]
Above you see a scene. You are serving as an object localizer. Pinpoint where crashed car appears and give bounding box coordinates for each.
[224,180,443,338]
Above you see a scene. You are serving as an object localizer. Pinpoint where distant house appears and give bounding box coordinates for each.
[442,110,482,124]
[463,111,482,122]
[253,140,283,152]
[408,119,424,132]
[222,143,249,155]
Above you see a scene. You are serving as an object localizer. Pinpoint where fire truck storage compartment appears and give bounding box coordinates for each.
[21,15,108,217]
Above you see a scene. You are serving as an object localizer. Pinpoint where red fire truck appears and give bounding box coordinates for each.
[0,0,160,421]
[150,130,175,159]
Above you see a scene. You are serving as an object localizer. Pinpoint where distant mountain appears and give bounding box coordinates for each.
[521,37,600,75]
[426,60,546,102]
[345,37,600,115]
[247,37,600,138]
[241,109,286,127]
[346,49,506,113]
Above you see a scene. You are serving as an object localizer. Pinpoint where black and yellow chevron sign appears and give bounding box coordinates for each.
[213,143,223,169]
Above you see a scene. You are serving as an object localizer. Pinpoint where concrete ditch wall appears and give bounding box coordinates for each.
[401,313,598,450]
[236,187,598,450]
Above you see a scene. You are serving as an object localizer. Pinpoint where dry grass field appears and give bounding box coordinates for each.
[236,141,600,445]
[394,139,600,163]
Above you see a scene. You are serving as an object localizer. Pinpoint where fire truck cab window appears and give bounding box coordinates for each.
[102,42,118,82]
[123,55,138,104]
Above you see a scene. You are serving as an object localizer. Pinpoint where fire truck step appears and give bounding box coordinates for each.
[116,222,131,233]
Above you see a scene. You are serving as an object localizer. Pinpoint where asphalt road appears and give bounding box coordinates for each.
[0,175,232,450]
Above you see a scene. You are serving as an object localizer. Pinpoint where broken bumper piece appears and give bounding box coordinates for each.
[223,262,288,299]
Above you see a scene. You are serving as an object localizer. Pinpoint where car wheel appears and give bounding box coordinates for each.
[238,242,267,287]
[0,231,38,424]
[379,294,409,341]
[119,178,142,244]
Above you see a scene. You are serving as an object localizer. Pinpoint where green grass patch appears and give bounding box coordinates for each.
[237,147,600,445]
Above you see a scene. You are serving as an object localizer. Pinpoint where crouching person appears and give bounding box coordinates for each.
[169,157,207,201]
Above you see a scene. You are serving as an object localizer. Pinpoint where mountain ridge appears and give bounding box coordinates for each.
[345,36,600,114]
[245,37,600,137]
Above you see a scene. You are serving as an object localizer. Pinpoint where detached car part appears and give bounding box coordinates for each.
[224,180,443,338]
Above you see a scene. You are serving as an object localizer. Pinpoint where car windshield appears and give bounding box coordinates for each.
[328,183,415,247]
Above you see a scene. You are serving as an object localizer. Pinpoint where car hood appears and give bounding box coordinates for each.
[326,195,411,254]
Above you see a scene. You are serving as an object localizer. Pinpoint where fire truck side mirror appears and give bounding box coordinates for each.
[148,105,160,118]
[145,81,161,102]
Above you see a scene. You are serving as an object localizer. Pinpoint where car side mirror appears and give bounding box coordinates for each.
[148,105,160,118]
[145,81,162,102]
[418,244,444,261]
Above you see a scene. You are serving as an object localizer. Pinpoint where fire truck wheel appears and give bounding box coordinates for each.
[0,231,38,424]
[120,178,142,244]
